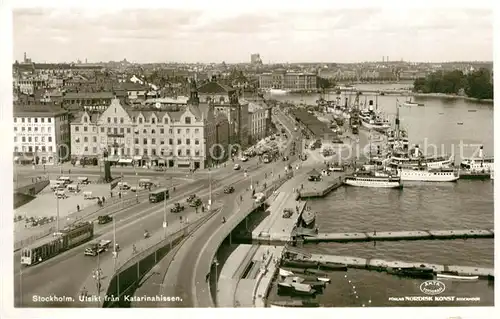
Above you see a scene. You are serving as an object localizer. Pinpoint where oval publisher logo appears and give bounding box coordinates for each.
[420,280,446,295]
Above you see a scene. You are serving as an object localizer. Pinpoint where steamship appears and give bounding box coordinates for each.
[388,145,454,169]
[396,165,460,182]
[460,145,494,172]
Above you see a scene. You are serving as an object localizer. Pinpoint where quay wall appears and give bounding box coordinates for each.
[304,253,494,279]
[300,229,494,243]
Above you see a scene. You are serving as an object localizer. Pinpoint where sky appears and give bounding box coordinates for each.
[12,5,493,64]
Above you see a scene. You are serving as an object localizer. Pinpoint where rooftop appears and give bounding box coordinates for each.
[197,81,235,94]
[14,103,67,117]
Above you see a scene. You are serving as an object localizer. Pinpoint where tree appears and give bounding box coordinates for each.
[465,68,493,100]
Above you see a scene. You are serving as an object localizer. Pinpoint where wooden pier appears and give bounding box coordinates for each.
[298,172,348,198]
[299,253,494,279]
[296,229,494,243]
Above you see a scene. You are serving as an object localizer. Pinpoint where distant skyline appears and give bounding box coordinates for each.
[13,7,493,64]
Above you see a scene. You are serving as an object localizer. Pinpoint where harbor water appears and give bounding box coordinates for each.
[265,85,495,307]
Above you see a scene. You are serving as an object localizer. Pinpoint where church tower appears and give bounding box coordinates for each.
[188,79,199,105]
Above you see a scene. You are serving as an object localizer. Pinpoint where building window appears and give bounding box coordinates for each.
[151,129,156,134]
[93,147,97,153]
[151,118,156,124]
[160,128,164,134]
[48,118,51,123]
[164,118,168,124]
[120,128,124,133]
[84,137,88,142]
[143,148,148,155]
[48,137,52,142]
[177,149,182,156]
[101,127,104,133]
[114,128,118,134]
[169,129,173,134]
[134,138,139,144]
[169,139,173,145]
[120,117,124,124]
[185,117,191,124]
[139,118,143,124]
[84,146,88,152]
[84,126,88,132]
[93,136,97,142]
[152,148,156,155]
[83,117,87,123]
[41,137,45,142]
[135,148,140,155]
[127,128,131,133]
[49,146,53,152]
[186,139,190,145]
[195,150,200,156]
[160,139,165,145]
[107,117,111,123]
[143,138,147,144]
[107,127,111,133]
[75,126,80,132]
[152,138,156,144]
[28,137,32,142]
[195,139,200,145]
[186,149,191,156]
[177,129,181,134]
[114,117,117,124]
[14,136,17,142]
[177,139,181,145]
[92,127,96,132]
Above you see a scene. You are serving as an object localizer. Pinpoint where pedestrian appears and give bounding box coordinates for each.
[77,205,80,212]
[69,169,71,174]
[102,196,105,204]
[118,192,121,199]
[110,191,113,198]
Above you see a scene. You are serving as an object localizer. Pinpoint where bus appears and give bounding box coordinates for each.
[149,188,169,203]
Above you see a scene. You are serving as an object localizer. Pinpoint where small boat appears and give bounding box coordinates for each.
[282,259,319,269]
[279,268,294,277]
[468,109,477,112]
[344,171,403,188]
[279,268,331,282]
[437,273,479,280]
[457,122,464,125]
[387,266,435,279]
[301,211,316,227]
[269,300,320,307]
[319,262,348,271]
[277,282,316,296]
[283,277,326,289]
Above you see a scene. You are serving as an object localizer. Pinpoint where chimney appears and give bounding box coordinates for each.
[479,145,484,158]
[414,145,419,157]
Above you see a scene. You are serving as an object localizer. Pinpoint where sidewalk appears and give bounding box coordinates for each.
[77,203,223,307]
[14,188,150,251]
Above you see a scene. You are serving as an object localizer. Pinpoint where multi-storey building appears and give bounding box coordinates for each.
[13,103,71,165]
[70,93,216,169]
[15,77,47,95]
[241,99,270,144]
[62,92,115,110]
[258,71,317,91]
[198,80,249,150]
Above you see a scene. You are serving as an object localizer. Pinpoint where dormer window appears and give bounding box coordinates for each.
[83,116,88,123]
[185,117,191,124]
[151,118,155,124]
[143,129,147,134]
[163,118,169,124]
[139,117,143,124]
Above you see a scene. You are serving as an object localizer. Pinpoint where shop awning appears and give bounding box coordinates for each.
[118,159,133,164]
[133,156,142,160]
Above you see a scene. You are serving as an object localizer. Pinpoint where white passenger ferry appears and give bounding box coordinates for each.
[344,171,403,188]
[460,146,494,172]
[388,146,453,169]
[397,166,460,182]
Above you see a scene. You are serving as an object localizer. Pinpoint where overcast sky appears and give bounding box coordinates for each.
[13,7,493,63]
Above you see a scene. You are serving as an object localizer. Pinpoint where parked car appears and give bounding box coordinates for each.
[171,203,185,213]
[84,240,111,256]
[224,186,235,194]
[239,156,248,162]
[233,164,241,170]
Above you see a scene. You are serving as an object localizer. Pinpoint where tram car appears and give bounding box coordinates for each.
[20,222,94,266]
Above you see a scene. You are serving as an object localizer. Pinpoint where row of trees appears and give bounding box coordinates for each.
[413,68,493,100]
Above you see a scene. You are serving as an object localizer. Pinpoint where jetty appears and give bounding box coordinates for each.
[295,229,494,243]
[292,253,494,279]
[298,171,348,198]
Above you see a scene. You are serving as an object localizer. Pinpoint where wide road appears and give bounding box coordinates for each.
[13,154,270,307]
[160,109,301,307]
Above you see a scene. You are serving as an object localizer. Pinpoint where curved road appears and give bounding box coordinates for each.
[159,109,302,307]
[13,155,269,307]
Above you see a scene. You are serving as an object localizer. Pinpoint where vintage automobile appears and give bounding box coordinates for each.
[223,186,235,194]
[84,239,111,256]
[189,198,202,207]
[171,203,185,213]
[186,194,196,203]
[97,215,113,225]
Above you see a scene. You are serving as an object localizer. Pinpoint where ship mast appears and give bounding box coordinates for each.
[395,100,400,142]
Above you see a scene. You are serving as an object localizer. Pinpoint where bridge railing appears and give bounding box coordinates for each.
[102,207,221,308]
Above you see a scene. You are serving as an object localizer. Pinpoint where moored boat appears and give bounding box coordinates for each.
[269,300,320,307]
[344,171,403,188]
[301,210,316,227]
[397,166,460,182]
[319,262,348,271]
[282,259,319,269]
[277,282,316,296]
[437,273,479,280]
[387,266,435,279]
[460,145,494,172]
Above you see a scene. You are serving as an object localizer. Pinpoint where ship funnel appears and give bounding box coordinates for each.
[414,145,419,157]
[368,100,374,111]
[479,145,484,158]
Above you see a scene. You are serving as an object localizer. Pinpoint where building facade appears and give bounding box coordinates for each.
[13,104,71,165]
[241,99,269,144]
[258,71,317,91]
[70,97,215,169]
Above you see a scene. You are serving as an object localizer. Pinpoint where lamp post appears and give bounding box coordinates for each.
[208,168,212,211]
[56,195,60,233]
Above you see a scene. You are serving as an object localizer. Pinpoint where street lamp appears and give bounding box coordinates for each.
[208,168,212,211]
[213,258,220,289]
